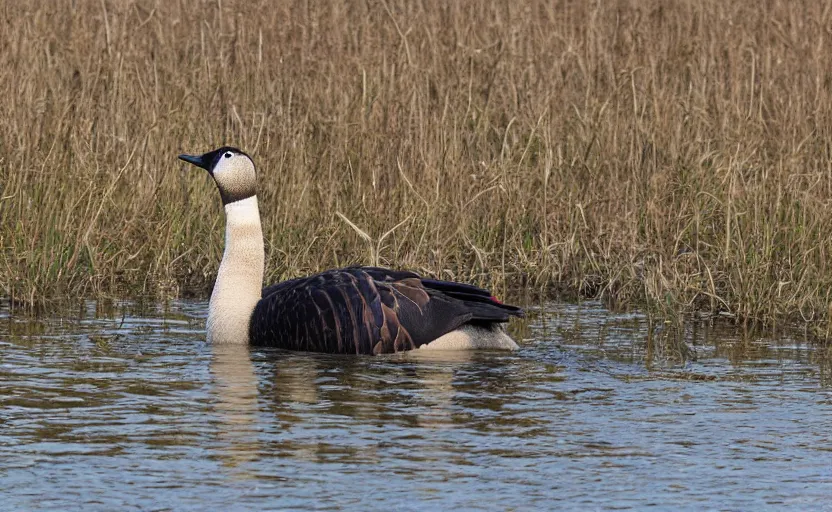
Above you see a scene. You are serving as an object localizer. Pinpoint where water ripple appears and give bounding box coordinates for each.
[0,301,830,510]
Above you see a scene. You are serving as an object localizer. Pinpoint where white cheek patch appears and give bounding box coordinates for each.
[210,154,257,204]
[218,172,243,192]
[213,168,231,187]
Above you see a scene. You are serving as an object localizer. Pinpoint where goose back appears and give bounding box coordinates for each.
[249,266,523,354]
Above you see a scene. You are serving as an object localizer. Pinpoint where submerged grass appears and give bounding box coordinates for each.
[2,0,832,334]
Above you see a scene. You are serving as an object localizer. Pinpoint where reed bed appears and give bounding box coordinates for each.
[2,0,832,334]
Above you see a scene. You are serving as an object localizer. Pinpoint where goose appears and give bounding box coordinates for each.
[178,146,524,354]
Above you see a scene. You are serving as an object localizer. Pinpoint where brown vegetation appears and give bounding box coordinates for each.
[2,0,832,333]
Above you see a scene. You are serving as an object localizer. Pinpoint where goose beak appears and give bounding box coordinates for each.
[178,153,210,170]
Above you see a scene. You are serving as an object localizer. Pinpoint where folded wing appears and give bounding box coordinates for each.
[249,266,523,354]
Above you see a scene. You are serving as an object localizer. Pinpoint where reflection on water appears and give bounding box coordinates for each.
[211,345,260,473]
[1,301,831,510]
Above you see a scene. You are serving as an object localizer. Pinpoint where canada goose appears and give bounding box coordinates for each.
[178,146,524,354]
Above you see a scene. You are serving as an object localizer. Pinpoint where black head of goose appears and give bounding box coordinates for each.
[179,146,524,354]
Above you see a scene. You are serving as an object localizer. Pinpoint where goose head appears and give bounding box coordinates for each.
[179,146,256,205]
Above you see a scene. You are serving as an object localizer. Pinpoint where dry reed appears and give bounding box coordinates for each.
[2,0,832,335]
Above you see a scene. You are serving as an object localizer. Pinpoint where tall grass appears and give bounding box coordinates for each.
[2,0,832,332]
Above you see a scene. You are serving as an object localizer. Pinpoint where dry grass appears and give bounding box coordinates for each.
[2,0,832,333]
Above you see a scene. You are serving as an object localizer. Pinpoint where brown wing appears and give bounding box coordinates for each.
[249,266,523,354]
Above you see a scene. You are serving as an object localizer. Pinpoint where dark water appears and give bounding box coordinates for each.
[1,301,831,511]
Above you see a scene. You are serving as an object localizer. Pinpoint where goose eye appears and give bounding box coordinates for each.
[223,152,233,159]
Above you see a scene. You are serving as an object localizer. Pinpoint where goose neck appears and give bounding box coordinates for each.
[207,196,265,344]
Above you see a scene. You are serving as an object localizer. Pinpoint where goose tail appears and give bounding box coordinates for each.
[420,278,524,321]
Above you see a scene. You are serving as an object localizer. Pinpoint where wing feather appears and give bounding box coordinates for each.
[248,266,523,354]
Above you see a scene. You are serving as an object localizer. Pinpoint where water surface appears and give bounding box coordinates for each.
[1,301,830,510]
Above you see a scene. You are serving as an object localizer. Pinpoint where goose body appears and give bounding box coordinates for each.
[179,146,523,354]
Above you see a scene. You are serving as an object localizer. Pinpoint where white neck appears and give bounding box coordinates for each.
[207,196,264,344]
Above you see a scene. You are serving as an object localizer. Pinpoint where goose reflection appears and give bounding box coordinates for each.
[258,350,476,465]
[210,344,261,473]
[394,350,480,428]
[213,343,525,469]
[264,350,489,428]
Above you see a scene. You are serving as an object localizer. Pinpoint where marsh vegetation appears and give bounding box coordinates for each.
[2,0,832,334]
